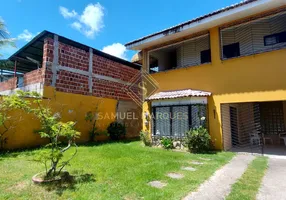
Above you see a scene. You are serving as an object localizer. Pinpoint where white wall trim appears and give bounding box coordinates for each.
[151,97,208,106]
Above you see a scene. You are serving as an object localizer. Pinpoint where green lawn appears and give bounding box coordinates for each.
[0,141,234,200]
[226,156,268,200]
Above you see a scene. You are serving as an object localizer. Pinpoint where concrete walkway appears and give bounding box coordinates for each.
[183,154,255,200]
[256,158,286,200]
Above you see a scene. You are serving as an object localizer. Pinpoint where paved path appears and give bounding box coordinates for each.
[183,154,255,200]
[256,158,286,200]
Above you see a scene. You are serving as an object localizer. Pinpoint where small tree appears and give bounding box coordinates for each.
[0,91,30,149]
[12,91,81,178]
[35,121,80,177]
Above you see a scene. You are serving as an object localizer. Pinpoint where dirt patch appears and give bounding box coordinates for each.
[7,181,28,192]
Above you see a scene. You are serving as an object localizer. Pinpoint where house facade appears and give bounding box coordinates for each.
[0,31,142,149]
[126,0,286,152]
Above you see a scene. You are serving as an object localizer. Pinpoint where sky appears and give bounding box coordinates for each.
[0,0,240,61]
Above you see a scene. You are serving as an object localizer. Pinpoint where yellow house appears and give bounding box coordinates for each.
[125,0,286,153]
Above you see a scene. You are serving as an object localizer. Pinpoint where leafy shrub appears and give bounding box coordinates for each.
[140,130,151,147]
[107,122,126,140]
[160,137,174,149]
[185,126,211,153]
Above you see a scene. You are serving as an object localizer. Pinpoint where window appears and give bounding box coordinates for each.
[152,104,207,137]
[264,31,286,46]
[223,43,240,59]
[200,49,211,64]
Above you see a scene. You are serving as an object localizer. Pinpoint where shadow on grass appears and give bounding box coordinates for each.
[0,148,40,160]
[79,137,140,147]
[0,137,141,160]
[41,172,96,196]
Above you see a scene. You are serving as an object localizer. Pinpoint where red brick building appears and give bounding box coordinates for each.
[0,30,142,149]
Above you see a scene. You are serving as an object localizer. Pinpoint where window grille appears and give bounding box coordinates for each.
[172,106,189,137]
[152,104,207,138]
[177,34,210,68]
[149,34,211,73]
[154,107,171,136]
[221,11,286,60]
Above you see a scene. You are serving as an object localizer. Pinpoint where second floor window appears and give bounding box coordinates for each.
[220,11,286,60]
[264,31,286,46]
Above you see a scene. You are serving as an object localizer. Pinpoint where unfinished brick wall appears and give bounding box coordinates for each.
[0,77,17,92]
[23,67,46,86]
[57,70,89,95]
[43,37,140,100]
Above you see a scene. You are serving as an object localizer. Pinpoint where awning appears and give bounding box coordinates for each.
[147,89,211,100]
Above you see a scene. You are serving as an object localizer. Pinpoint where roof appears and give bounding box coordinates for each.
[7,30,141,73]
[147,89,211,100]
[125,0,285,50]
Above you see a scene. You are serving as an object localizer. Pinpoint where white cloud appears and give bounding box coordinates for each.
[102,43,128,60]
[59,3,104,39]
[17,29,34,42]
[71,22,82,31]
[0,45,18,58]
[59,6,78,19]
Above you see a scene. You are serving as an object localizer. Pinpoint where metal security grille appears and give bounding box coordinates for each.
[148,33,210,73]
[221,103,263,154]
[154,107,171,136]
[221,11,286,59]
[177,34,210,68]
[152,104,207,138]
[172,106,189,137]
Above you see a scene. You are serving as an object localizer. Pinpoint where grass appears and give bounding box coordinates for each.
[226,156,268,200]
[0,141,234,200]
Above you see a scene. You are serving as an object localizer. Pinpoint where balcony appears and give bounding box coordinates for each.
[148,34,211,73]
[220,11,286,60]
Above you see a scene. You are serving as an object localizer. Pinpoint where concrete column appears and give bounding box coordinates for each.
[210,27,222,66]
[142,50,149,73]
[88,48,93,94]
[51,34,59,86]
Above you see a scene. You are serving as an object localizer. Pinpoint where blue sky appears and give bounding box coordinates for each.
[0,0,240,60]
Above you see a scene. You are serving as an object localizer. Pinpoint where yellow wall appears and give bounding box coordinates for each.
[1,86,118,149]
[143,27,286,149]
